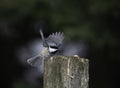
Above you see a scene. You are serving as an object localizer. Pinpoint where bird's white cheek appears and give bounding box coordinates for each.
[49,47,57,52]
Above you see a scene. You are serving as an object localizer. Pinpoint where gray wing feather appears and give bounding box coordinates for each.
[40,29,48,47]
[27,55,43,67]
[40,29,45,41]
[46,32,64,47]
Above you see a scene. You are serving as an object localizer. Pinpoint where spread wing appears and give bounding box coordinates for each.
[40,30,48,47]
[45,32,64,48]
[27,55,43,67]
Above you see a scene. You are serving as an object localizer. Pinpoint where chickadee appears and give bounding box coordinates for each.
[27,29,64,68]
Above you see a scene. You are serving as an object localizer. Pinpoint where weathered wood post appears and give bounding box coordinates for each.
[44,55,89,88]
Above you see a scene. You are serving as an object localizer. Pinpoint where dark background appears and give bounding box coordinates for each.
[0,0,120,88]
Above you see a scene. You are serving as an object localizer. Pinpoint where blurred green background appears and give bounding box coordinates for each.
[0,0,120,88]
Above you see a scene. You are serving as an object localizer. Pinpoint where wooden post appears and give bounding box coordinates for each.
[44,55,89,88]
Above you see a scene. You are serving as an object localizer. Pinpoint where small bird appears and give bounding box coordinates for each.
[27,29,64,68]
